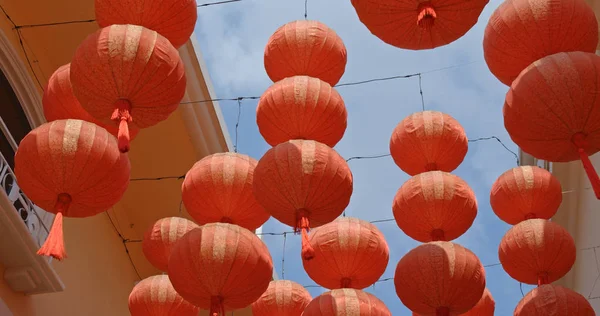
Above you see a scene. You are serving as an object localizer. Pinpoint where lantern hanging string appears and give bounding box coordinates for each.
[304,0,308,19]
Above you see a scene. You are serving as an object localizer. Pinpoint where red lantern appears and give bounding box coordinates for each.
[251,280,312,316]
[128,275,199,316]
[303,289,391,316]
[490,166,562,225]
[413,288,494,316]
[264,20,347,86]
[43,64,140,140]
[94,0,198,48]
[181,153,270,231]
[395,242,486,316]
[70,24,187,153]
[350,0,489,50]
[142,217,198,271]
[393,171,477,242]
[257,76,348,147]
[483,0,598,86]
[168,223,273,316]
[504,51,600,199]
[499,219,576,286]
[303,217,389,289]
[390,111,468,176]
[14,119,131,260]
[514,284,594,316]
[253,140,353,260]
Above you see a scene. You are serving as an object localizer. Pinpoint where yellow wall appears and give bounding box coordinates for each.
[1,213,139,316]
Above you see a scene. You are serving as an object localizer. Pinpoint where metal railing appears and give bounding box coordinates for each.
[0,150,50,247]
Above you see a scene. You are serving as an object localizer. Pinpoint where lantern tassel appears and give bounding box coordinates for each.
[577,148,600,199]
[210,296,225,316]
[572,133,600,199]
[417,2,437,30]
[297,210,315,261]
[111,99,133,154]
[37,193,71,260]
[538,272,549,287]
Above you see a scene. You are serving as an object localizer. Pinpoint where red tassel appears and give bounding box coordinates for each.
[417,2,437,30]
[538,272,549,287]
[297,210,315,261]
[430,229,445,241]
[436,307,450,316]
[341,278,352,288]
[111,99,132,153]
[572,133,600,199]
[210,296,225,316]
[37,193,71,260]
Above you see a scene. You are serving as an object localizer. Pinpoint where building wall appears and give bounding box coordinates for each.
[0,213,139,316]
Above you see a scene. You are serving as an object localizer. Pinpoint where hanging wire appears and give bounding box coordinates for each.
[281,232,287,279]
[304,0,308,19]
[469,136,519,165]
[418,73,425,111]
[234,98,243,153]
[106,211,142,280]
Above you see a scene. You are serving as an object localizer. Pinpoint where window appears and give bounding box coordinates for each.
[0,67,32,169]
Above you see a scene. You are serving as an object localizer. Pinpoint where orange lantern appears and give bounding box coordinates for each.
[499,219,576,286]
[350,0,489,50]
[389,111,468,175]
[43,63,140,140]
[392,171,477,242]
[395,242,486,316]
[181,153,270,231]
[514,284,594,316]
[142,217,198,271]
[303,289,391,316]
[490,166,562,225]
[257,76,348,147]
[128,275,199,316]
[413,288,494,315]
[253,139,353,260]
[504,51,600,199]
[264,20,347,86]
[168,223,273,316]
[70,24,187,153]
[94,0,197,48]
[483,0,598,86]
[302,217,389,289]
[14,119,131,260]
[251,280,312,316]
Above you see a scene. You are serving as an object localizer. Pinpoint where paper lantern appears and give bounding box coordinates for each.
[264,20,347,86]
[413,288,494,315]
[70,24,186,153]
[392,171,477,242]
[94,0,197,48]
[43,63,140,140]
[128,275,199,316]
[251,280,312,316]
[483,0,598,86]
[181,153,270,231]
[504,51,600,199]
[514,285,594,316]
[303,289,391,316]
[390,111,468,175]
[257,76,347,147]
[490,166,562,225]
[499,219,576,286]
[253,139,353,260]
[142,217,198,271]
[350,0,489,50]
[303,217,389,289]
[168,223,273,315]
[14,119,131,260]
[395,242,486,316]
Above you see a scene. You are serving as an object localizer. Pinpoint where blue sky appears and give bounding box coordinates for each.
[194,0,535,314]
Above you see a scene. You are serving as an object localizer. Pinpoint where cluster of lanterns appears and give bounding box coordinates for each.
[482,0,600,312]
[388,113,494,315]
[11,0,600,313]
